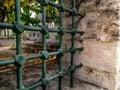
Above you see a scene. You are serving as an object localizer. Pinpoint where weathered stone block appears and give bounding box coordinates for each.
[65,81,106,90]
[76,40,117,73]
[63,0,120,90]
[76,66,116,90]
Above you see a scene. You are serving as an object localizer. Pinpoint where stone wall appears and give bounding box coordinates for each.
[64,0,120,90]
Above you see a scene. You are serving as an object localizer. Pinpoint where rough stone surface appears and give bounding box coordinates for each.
[63,0,120,90]
[76,40,117,73]
[76,66,116,90]
[65,81,106,90]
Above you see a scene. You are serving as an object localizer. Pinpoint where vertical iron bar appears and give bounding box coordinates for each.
[58,0,63,90]
[0,0,85,89]
[70,0,76,88]
[58,37,63,90]
[15,0,20,24]
[70,36,74,88]
[15,0,23,89]
[42,6,47,90]
[16,34,23,89]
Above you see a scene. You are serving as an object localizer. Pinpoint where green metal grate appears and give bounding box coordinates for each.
[0,0,85,90]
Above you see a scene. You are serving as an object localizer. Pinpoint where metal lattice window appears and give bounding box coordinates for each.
[0,0,85,90]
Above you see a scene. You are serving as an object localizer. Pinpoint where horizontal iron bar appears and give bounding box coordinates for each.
[24,64,82,90]
[49,28,60,33]
[65,8,73,13]
[76,31,84,35]
[76,12,85,16]
[0,22,84,34]
[65,30,73,33]
[0,54,43,67]
[25,80,42,90]
[24,25,42,31]
[49,51,60,56]
[48,1,85,17]
[75,64,83,68]
[25,54,43,61]
[0,47,83,67]
[64,49,71,53]
[48,64,83,81]
[0,56,83,90]
[63,64,83,75]
[49,28,84,34]
[0,59,15,66]
[0,23,14,29]
[48,73,60,81]
[48,47,83,56]
[63,68,71,74]
[0,22,42,31]
[75,47,84,51]
[64,47,83,53]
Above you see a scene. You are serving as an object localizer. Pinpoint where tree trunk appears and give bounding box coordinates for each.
[7,29,9,39]
[0,8,5,22]
[4,29,7,39]
[0,30,1,36]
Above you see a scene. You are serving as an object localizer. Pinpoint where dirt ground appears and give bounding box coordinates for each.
[0,64,103,90]
[0,39,16,46]
[0,64,79,90]
[0,39,103,90]
[0,39,78,90]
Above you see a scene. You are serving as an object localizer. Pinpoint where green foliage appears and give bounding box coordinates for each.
[21,0,41,26]
[0,0,6,22]
[10,42,25,50]
[0,0,15,23]
[10,43,16,50]
[0,0,42,25]
[46,5,59,22]
[0,0,59,26]
[55,34,60,40]
[0,0,60,40]
[22,42,25,49]
[46,33,50,39]
[10,33,16,39]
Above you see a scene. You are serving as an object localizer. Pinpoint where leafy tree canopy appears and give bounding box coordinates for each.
[0,0,59,26]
